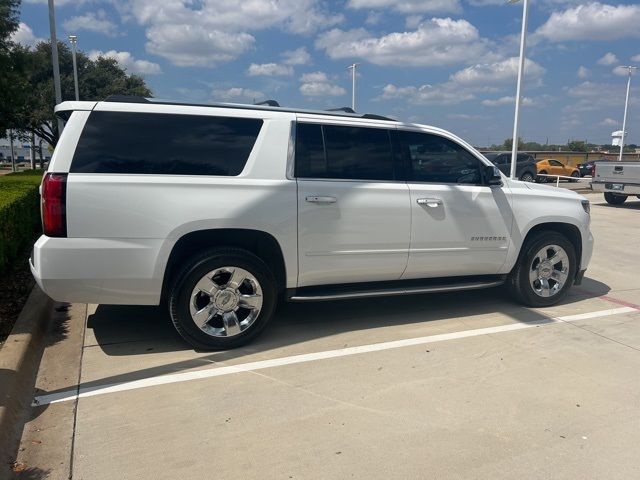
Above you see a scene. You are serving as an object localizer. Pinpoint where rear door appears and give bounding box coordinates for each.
[295,121,411,287]
[397,129,512,279]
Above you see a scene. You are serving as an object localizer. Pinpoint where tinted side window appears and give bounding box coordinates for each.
[294,123,325,178]
[71,111,262,175]
[399,131,481,184]
[549,160,563,166]
[295,123,394,181]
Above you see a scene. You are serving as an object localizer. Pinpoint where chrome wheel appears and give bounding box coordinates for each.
[189,267,263,337]
[529,245,569,298]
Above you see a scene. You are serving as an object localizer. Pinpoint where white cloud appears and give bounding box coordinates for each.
[299,72,345,96]
[365,11,382,26]
[281,47,311,66]
[405,15,423,29]
[346,0,461,14]
[450,57,545,86]
[301,71,329,83]
[247,63,293,76]
[447,113,481,120]
[211,87,265,102]
[10,22,44,46]
[379,83,475,105]
[597,52,618,66]
[577,66,590,79]
[63,10,118,36]
[563,80,637,113]
[632,54,640,62]
[535,3,640,42]
[481,96,535,107]
[146,26,255,67]
[117,0,342,67]
[88,50,162,75]
[612,66,634,77]
[316,18,499,67]
[601,118,619,126]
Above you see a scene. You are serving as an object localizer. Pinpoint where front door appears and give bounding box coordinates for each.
[295,122,410,287]
[396,130,513,279]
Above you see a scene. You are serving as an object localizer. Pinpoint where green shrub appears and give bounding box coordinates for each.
[0,170,45,272]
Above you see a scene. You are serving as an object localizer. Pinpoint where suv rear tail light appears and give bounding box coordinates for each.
[42,173,67,237]
[592,163,596,178]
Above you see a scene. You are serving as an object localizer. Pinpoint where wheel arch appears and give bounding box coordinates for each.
[520,222,582,270]
[160,228,288,303]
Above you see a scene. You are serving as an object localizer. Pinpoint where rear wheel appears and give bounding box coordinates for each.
[604,192,627,205]
[570,171,580,182]
[520,172,535,182]
[507,231,576,307]
[168,248,277,350]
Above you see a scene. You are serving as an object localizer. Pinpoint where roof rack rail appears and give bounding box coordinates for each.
[362,113,395,121]
[255,99,280,107]
[327,107,356,114]
[104,95,150,103]
[98,95,396,122]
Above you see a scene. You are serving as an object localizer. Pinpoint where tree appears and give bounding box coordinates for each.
[0,0,23,133]
[567,140,587,152]
[10,40,152,146]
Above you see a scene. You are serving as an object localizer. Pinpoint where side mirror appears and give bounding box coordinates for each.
[484,165,502,186]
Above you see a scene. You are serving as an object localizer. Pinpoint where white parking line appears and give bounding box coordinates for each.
[33,306,636,406]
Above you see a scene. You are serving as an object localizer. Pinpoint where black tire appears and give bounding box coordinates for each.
[168,248,277,350]
[536,170,547,183]
[520,171,535,182]
[570,171,580,182]
[604,192,627,205]
[507,231,577,307]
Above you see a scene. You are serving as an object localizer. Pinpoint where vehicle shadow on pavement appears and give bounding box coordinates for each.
[31,276,610,409]
[88,276,610,361]
[596,200,640,210]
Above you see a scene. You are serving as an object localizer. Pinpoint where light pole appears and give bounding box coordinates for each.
[48,0,64,135]
[69,35,79,101]
[617,65,636,161]
[347,63,358,111]
[508,0,530,180]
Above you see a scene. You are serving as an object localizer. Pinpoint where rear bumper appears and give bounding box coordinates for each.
[30,235,164,305]
[591,182,640,195]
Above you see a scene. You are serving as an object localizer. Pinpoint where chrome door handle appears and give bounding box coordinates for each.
[306,195,337,204]
[417,198,443,207]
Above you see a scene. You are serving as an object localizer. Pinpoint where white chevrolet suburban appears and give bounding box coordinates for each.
[31,96,593,349]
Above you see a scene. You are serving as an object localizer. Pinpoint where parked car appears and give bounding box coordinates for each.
[591,161,640,205]
[536,159,580,182]
[482,152,537,182]
[31,96,594,350]
[577,160,596,178]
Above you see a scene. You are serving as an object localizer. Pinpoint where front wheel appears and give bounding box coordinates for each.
[520,172,535,182]
[536,171,548,183]
[507,232,576,307]
[168,248,277,350]
[604,192,627,205]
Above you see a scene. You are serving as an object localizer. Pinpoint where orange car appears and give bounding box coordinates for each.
[536,159,580,182]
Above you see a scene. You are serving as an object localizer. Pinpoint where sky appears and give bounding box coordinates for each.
[10,0,640,147]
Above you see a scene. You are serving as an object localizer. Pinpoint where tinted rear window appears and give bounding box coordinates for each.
[295,123,394,181]
[71,111,262,175]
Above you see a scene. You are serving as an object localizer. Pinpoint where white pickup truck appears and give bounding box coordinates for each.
[591,161,640,205]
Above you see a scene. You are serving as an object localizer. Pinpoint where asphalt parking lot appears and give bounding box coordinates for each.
[14,193,640,480]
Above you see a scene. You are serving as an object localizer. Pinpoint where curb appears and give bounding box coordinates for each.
[0,285,54,475]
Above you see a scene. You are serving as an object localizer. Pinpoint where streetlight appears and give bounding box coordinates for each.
[69,35,79,101]
[508,0,530,180]
[347,63,358,111]
[617,65,636,161]
[47,0,64,134]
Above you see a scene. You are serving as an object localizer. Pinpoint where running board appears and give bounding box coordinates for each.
[288,276,505,302]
